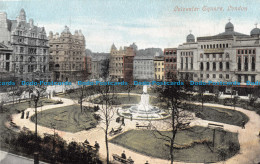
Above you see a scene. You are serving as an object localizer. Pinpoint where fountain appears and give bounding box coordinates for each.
[118,85,168,120]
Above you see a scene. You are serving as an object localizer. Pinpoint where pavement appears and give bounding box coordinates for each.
[9,96,260,164]
[0,150,47,164]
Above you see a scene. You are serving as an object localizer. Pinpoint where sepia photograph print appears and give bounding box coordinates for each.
[0,0,260,164]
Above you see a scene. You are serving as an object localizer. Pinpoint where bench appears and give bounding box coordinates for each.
[10,121,20,129]
[136,123,151,129]
[112,154,134,164]
[208,123,224,129]
[178,122,190,130]
[109,127,122,136]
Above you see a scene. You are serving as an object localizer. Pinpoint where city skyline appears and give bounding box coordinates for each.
[0,0,259,52]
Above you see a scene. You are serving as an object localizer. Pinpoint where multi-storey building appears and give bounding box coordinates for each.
[109,43,136,82]
[164,48,177,81]
[133,48,163,81]
[0,43,13,81]
[48,26,86,81]
[109,44,125,81]
[154,55,164,81]
[177,32,198,81]
[123,46,136,84]
[0,9,50,82]
[177,21,260,95]
[91,52,110,80]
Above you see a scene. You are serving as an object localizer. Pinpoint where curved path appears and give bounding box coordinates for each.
[10,97,260,164]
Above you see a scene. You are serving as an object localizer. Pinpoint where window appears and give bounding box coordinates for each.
[238,75,241,82]
[251,75,255,83]
[252,56,255,71]
[244,57,248,71]
[213,74,216,78]
[244,75,248,82]
[200,74,203,78]
[207,74,210,78]
[237,57,241,71]
[213,54,216,58]
[206,62,209,70]
[213,62,216,70]
[226,74,229,79]
[219,74,222,78]
[226,62,230,70]
[200,54,203,58]
[219,62,223,70]
[219,54,222,58]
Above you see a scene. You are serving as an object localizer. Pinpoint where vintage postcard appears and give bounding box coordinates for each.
[0,0,259,164]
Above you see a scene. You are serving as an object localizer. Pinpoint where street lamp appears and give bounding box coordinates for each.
[31,89,40,164]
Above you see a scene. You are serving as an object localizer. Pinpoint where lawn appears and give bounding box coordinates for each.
[30,105,98,133]
[0,98,57,153]
[183,104,249,126]
[110,126,239,163]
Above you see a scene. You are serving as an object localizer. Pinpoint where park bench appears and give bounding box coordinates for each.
[178,122,190,130]
[112,154,134,164]
[109,126,122,136]
[208,123,224,129]
[10,121,20,129]
[136,122,151,129]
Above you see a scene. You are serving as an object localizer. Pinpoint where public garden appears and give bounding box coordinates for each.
[1,85,260,164]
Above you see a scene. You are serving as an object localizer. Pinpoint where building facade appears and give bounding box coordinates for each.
[164,48,177,81]
[109,44,125,81]
[48,26,86,81]
[154,55,164,81]
[177,21,260,95]
[0,43,13,81]
[0,9,50,82]
[123,46,136,83]
[133,48,163,81]
[91,52,110,80]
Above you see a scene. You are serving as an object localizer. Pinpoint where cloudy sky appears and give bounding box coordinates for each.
[0,0,259,52]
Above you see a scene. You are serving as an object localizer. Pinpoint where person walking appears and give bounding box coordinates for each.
[241,120,246,129]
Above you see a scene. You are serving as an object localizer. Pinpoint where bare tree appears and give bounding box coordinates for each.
[101,59,110,81]
[95,84,116,164]
[151,80,193,164]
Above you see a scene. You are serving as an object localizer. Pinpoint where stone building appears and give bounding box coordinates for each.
[48,26,86,81]
[109,44,124,81]
[91,52,110,80]
[164,48,177,81]
[0,9,50,82]
[177,32,198,81]
[0,43,13,81]
[133,48,163,81]
[109,43,136,82]
[177,21,260,95]
[123,46,136,83]
[154,55,164,81]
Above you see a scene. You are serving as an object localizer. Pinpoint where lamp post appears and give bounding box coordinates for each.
[31,89,40,164]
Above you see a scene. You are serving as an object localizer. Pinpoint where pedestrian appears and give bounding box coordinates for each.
[94,141,100,151]
[21,111,24,119]
[116,117,120,123]
[121,151,126,160]
[26,111,30,119]
[145,161,149,164]
[128,156,134,163]
[122,116,125,126]
[130,115,133,121]
[241,120,245,129]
